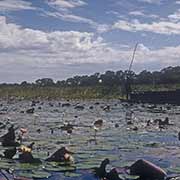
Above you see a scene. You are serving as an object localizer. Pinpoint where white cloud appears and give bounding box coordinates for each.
[43,0,102,30]
[0,16,109,65]
[138,43,150,53]
[129,11,159,19]
[43,11,96,26]
[137,0,162,4]
[168,9,180,22]
[96,24,112,33]
[1,16,180,82]
[0,16,48,49]
[176,1,180,4]
[113,19,180,35]
[129,11,145,16]
[45,0,87,16]
[46,0,86,9]
[0,0,35,11]
[42,4,110,33]
[106,11,120,16]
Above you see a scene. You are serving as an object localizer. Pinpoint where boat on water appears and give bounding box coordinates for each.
[130,89,180,105]
[123,44,180,105]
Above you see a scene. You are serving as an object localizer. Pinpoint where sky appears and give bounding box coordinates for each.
[0,0,180,83]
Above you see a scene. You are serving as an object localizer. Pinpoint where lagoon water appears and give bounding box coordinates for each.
[0,99,180,179]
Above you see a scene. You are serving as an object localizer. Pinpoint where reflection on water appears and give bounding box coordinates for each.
[0,99,180,179]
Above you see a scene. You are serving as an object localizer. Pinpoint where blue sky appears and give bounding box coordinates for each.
[0,0,180,82]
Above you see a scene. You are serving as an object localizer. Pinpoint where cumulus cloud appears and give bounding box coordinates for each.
[1,16,180,82]
[0,15,110,66]
[0,0,35,11]
[138,43,150,53]
[113,19,180,35]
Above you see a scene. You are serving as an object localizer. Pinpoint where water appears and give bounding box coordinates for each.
[0,99,180,179]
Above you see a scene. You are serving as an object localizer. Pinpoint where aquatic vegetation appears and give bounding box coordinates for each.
[0,100,179,179]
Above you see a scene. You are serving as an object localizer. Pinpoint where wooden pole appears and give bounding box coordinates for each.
[125,43,138,100]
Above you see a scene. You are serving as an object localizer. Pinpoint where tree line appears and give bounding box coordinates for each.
[2,66,180,87]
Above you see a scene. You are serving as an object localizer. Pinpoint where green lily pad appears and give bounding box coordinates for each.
[0,161,12,169]
[75,153,91,160]
[76,161,98,170]
[124,175,140,179]
[44,164,76,172]
[167,167,180,174]
[145,142,160,148]
[16,172,33,179]
[16,170,51,179]
[64,172,82,177]
[32,170,51,179]
[13,163,41,171]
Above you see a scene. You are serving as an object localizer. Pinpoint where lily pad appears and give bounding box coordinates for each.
[76,161,98,170]
[16,170,51,179]
[0,161,12,169]
[16,172,33,179]
[64,172,82,177]
[44,164,76,172]
[32,170,51,179]
[13,163,41,171]
[167,167,180,174]
[145,142,160,148]
[124,174,140,179]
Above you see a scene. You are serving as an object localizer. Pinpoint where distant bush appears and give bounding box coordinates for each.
[1,66,180,99]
